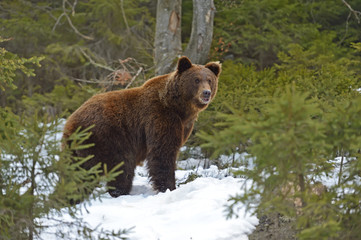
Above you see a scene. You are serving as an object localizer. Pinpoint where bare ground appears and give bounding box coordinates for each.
[248,212,297,240]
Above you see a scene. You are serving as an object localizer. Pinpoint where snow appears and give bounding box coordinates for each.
[84,168,256,240]
[42,165,258,240]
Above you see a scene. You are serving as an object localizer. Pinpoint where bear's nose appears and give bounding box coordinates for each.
[202,90,211,98]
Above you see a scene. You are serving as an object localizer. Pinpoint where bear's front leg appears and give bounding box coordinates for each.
[146,117,183,192]
[147,149,178,192]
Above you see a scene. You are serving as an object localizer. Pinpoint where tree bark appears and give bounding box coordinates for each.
[154,0,182,75]
[154,0,215,75]
[184,0,215,64]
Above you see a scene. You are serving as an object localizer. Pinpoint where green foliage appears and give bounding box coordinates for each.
[0,109,127,240]
[0,37,43,91]
[230,87,329,207]
[200,44,361,238]
[0,38,126,240]
[22,79,96,117]
[213,0,318,67]
[0,0,154,113]
[276,40,360,104]
[294,97,361,239]
[193,0,361,167]
[188,61,276,160]
[205,90,361,239]
[213,0,361,68]
[196,39,359,161]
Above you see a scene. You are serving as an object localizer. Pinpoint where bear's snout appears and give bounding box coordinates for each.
[202,90,211,98]
[199,89,211,104]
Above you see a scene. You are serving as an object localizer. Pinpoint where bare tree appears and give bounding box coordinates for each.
[154,0,215,75]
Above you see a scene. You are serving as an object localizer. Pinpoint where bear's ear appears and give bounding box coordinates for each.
[205,61,222,77]
[177,56,192,74]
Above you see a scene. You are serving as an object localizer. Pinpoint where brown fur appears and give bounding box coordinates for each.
[63,57,221,197]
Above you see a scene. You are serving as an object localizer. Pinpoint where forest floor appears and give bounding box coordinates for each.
[248,212,297,240]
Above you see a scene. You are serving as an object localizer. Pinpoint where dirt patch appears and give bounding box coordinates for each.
[248,212,297,240]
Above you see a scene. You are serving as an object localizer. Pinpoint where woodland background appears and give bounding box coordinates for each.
[1,0,361,239]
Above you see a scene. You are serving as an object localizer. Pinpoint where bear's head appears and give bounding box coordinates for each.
[170,56,221,111]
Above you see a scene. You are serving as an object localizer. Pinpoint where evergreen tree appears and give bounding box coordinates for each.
[0,42,127,240]
[199,43,361,239]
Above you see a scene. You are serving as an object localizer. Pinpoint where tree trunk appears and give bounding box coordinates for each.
[154,0,182,75]
[184,0,215,64]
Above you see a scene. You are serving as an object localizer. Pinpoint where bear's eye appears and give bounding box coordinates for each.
[208,79,212,84]
[195,78,200,84]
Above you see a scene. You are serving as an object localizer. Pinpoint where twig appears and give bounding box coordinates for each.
[338,12,352,45]
[52,13,66,32]
[338,150,345,186]
[71,77,109,84]
[73,54,146,90]
[53,0,94,40]
[71,0,78,16]
[63,13,94,40]
[120,0,131,34]
[125,67,143,89]
[79,48,114,71]
[339,0,361,45]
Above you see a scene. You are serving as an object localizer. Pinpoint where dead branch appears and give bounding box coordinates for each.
[339,0,361,45]
[125,67,143,89]
[53,0,94,40]
[120,0,131,34]
[79,48,114,71]
[75,54,146,90]
[52,12,66,32]
[71,0,78,16]
[342,0,361,23]
[71,77,107,84]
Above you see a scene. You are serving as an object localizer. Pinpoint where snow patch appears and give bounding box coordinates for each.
[42,165,258,240]
[77,169,257,240]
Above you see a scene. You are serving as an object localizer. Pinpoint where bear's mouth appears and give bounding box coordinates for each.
[199,97,210,105]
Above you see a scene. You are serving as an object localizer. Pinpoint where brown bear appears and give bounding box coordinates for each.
[63,56,221,197]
